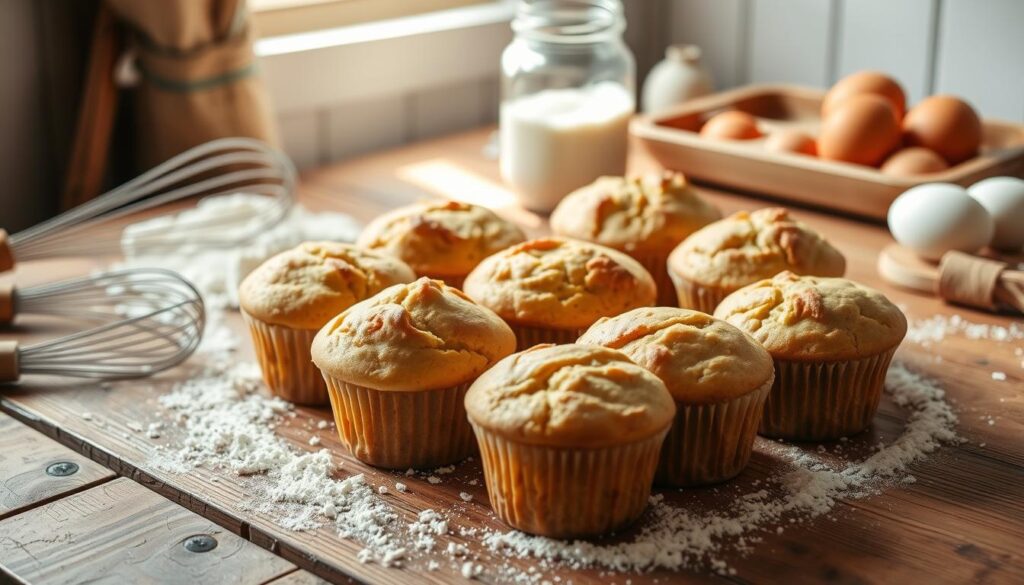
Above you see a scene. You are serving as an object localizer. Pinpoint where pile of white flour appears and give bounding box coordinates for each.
[118,194,361,309]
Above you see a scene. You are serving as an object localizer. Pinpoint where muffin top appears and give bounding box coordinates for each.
[463,238,657,330]
[550,172,721,256]
[713,272,907,362]
[578,307,773,404]
[464,344,676,448]
[239,241,416,330]
[356,200,526,278]
[311,277,516,391]
[668,207,846,290]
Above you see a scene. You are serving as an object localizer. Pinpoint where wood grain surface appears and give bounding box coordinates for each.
[0,412,114,520]
[0,478,296,585]
[0,129,1022,584]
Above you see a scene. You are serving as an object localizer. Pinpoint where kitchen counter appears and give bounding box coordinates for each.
[1,128,1022,584]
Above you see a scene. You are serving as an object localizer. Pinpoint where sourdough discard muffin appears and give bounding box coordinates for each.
[312,277,515,468]
[579,307,774,486]
[355,200,526,288]
[714,272,907,441]
[667,207,846,313]
[550,172,721,305]
[465,343,675,537]
[463,237,657,349]
[239,242,416,405]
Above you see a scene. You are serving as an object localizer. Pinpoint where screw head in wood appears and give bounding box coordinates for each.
[182,534,218,553]
[45,461,79,477]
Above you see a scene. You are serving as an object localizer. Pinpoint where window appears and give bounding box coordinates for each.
[251,0,489,37]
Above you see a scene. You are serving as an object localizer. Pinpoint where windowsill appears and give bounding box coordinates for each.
[255,0,515,57]
[256,0,514,113]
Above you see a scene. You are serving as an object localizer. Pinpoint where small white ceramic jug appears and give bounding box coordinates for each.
[641,44,714,114]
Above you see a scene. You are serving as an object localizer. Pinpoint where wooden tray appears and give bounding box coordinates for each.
[631,84,1024,221]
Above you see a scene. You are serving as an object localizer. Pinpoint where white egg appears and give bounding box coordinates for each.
[967,176,1024,252]
[887,183,994,261]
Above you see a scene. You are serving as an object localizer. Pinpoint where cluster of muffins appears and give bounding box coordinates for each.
[238,171,907,540]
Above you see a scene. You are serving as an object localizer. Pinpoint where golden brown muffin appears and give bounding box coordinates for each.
[463,237,657,349]
[579,307,773,485]
[714,272,907,440]
[312,277,515,468]
[355,200,526,288]
[667,207,846,313]
[551,172,720,306]
[238,242,416,405]
[465,343,674,537]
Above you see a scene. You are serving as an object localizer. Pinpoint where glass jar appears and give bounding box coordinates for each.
[499,0,635,212]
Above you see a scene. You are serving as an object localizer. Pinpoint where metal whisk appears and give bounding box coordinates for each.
[0,269,205,381]
[0,137,295,271]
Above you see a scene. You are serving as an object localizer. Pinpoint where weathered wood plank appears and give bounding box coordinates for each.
[0,478,296,585]
[265,569,333,585]
[0,411,114,520]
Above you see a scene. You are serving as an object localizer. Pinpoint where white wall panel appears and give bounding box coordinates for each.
[276,110,324,170]
[325,96,406,162]
[409,81,487,141]
[669,0,747,89]
[837,0,937,104]
[935,0,1024,121]
[748,0,836,87]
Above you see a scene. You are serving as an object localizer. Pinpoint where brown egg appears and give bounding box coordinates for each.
[822,71,906,119]
[818,94,901,166]
[902,95,982,165]
[764,129,817,156]
[880,147,950,176]
[700,111,762,140]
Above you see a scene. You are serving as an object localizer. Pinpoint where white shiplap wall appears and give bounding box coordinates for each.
[670,0,1024,121]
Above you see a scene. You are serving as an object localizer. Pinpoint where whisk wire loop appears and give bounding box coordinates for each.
[7,138,295,264]
[2,268,206,381]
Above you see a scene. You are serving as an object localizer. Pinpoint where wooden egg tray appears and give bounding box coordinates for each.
[631,84,1024,221]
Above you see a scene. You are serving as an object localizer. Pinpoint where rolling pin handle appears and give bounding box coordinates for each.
[0,230,12,273]
[0,340,19,382]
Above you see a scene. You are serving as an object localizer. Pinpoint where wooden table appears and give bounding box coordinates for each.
[2,128,1023,584]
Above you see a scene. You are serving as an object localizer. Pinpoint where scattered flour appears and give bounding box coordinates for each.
[906,313,1024,346]
[479,361,960,576]
[118,194,361,309]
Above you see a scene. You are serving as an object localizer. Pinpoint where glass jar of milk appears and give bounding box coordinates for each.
[500,0,635,212]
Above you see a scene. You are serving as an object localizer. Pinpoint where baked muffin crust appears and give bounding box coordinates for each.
[312,277,515,391]
[463,237,657,329]
[578,307,773,404]
[356,200,526,279]
[465,344,675,448]
[713,271,907,361]
[239,242,416,330]
[668,207,845,290]
[550,172,721,255]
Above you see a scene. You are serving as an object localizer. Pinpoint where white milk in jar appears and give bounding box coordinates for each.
[500,82,634,212]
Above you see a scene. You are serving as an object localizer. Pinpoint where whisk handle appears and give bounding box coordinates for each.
[0,230,12,273]
[0,340,18,382]
[0,282,11,324]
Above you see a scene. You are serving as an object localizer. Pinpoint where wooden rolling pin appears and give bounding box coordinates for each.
[879,244,1024,314]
